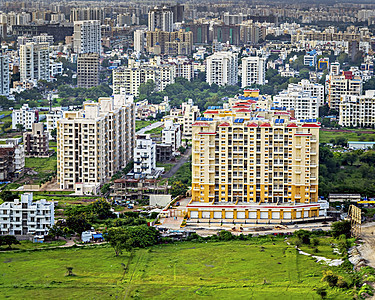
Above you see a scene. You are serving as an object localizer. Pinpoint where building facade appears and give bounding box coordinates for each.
[241,56,266,87]
[328,71,362,111]
[23,123,49,157]
[162,120,181,152]
[148,6,173,32]
[77,53,99,88]
[188,99,320,221]
[57,95,135,193]
[19,42,50,82]
[73,20,101,54]
[339,90,375,127]
[0,53,9,96]
[0,193,54,236]
[206,52,238,86]
[12,104,39,130]
[133,134,156,178]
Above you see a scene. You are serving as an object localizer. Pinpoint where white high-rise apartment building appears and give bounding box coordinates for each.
[339,90,375,127]
[57,95,135,194]
[298,79,325,107]
[12,104,38,130]
[0,193,54,236]
[73,20,101,54]
[273,90,319,120]
[241,56,266,87]
[148,6,173,32]
[46,110,63,137]
[134,30,145,53]
[19,42,50,82]
[0,53,9,96]
[162,120,181,152]
[133,134,156,178]
[206,52,238,86]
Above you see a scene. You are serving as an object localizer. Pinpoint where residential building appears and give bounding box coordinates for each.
[57,95,135,194]
[156,144,173,162]
[206,52,238,86]
[273,90,319,120]
[12,104,39,130]
[133,134,156,179]
[303,51,317,67]
[298,79,325,107]
[0,138,24,180]
[23,123,49,157]
[134,29,145,53]
[328,71,362,111]
[112,64,174,96]
[241,56,266,87]
[162,120,181,152]
[73,20,101,54]
[146,29,193,55]
[70,7,105,22]
[50,62,63,79]
[188,102,321,222]
[339,90,375,127]
[0,53,9,96]
[46,110,63,137]
[19,42,50,82]
[0,193,54,236]
[77,53,99,88]
[148,6,173,32]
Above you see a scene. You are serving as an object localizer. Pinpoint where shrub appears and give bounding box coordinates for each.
[321,270,338,287]
[315,287,327,299]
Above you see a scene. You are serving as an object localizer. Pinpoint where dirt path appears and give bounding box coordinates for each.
[359,222,375,269]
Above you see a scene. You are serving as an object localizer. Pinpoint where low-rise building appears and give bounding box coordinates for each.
[12,104,39,130]
[0,139,24,180]
[133,134,156,179]
[0,193,54,236]
[23,123,49,157]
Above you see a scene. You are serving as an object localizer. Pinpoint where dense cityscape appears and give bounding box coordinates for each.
[0,0,375,299]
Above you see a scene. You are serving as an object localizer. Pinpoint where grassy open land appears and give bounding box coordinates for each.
[135,120,157,131]
[25,155,57,173]
[0,240,66,251]
[156,162,174,172]
[320,129,375,144]
[49,141,57,152]
[0,239,352,299]
[145,126,163,135]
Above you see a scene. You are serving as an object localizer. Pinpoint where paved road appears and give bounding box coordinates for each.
[162,147,192,178]
[136,121,163,135]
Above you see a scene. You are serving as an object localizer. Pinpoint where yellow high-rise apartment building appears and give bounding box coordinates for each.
[188,90,321,222]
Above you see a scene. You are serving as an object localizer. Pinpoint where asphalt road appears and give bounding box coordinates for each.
[136,121,163,135]
[162,147,192,178]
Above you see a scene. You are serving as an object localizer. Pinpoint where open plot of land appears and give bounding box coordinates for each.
[320,129,375,144]
[0,239,352,299]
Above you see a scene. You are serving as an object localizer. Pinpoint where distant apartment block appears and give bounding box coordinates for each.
[148,6,173,32]
[162,120,181,152]
[0,193,54,236]
[0,53,9,96]
[12,104,39,130]
[206,52,238,86]
[19,42,50,82]
[23,123,49,157]
[77,53,99,88]
[339,90,375,127]
[133,134,156,179]
[241,56,266,87]
[73,20,101,54]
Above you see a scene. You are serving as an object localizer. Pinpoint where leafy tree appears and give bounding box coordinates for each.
[0,235,20,249]
[50,128,57,140]
[170,181,188,198]
[0,191,17,202]
[15,123,25,132]
[217,230,234,241]
[294,229,311,245]
[0,96,13,109]
[105,225,160,256]
[138,79,156,98]
[91,199,115,220]
[331,220,351,238]
[66,214,91,235]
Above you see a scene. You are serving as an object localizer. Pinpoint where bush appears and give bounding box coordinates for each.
[315,287,327,299]
[294,229,311,245]
[217,230,234,241]
[331,220,351,238]
[321,270,338,287]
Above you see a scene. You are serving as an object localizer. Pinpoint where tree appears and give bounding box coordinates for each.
[331,220,351,238]
[66,214,91,235]
[138,80,156,98]
[105,225,160,256]
[50,128,57,140]
[170,181,188,198]
[0,235,20,249]
[48,224,65,240]
[294,229,311,245]
[0,191,17,202]
[15,123,25,132]
[91,199,115,220]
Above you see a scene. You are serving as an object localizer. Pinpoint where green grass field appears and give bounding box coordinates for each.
[0,240,66,251]
[320,129,375,144]
[0,239,352,299]
[156,162,174,172]
[135,120,157,131]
